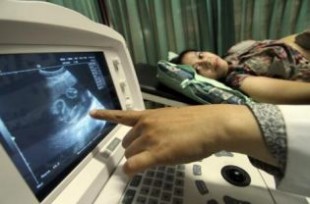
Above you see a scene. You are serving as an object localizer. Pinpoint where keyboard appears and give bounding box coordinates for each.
[120,165,186,204]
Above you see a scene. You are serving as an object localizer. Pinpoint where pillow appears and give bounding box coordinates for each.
[168,51,179,61]
[156,60,252,104]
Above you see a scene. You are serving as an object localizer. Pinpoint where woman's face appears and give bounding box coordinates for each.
[181,51,228,80]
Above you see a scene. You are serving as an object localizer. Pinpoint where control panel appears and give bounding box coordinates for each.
[96,151,309,204]
[112,58,134,110]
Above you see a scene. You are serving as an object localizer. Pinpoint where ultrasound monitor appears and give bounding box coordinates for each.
[2,1,309,204]
[0,1,144,203]
[0,51,121,200]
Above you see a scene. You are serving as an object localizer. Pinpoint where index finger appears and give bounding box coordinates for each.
[89,109,143,126]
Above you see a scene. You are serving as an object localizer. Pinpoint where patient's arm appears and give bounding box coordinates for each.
[240,76,310,104]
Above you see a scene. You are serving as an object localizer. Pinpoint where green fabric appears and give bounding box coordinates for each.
[156,61,252,105]
[236,0,310,41]
[37,0,310,68]
[106,0,309,66]
[39,0,103,23]
[106,0,235,65]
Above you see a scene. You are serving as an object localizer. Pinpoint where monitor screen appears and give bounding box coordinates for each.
[0,52,121,201]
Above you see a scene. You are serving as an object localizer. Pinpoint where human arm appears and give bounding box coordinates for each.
[239,76,310,104]
[89,105,279,176]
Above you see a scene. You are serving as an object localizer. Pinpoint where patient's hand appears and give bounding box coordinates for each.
[279,33,310,60]
[295,29,310,50]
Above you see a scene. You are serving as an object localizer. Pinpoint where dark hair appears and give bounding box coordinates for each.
[169,49,198,64]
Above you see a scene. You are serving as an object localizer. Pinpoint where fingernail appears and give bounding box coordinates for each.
[89,110,97,116]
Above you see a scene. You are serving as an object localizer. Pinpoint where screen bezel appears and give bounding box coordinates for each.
[0,45,126,202]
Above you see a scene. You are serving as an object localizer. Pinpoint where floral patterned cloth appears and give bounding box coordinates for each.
[246,103,286,180]
[224,40,310,88]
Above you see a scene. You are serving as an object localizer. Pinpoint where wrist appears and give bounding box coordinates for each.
[218,105,279,166]
[199,105,250,154]
[218,105,252,153]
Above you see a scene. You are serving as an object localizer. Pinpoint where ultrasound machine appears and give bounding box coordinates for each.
[0,1,308,204]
